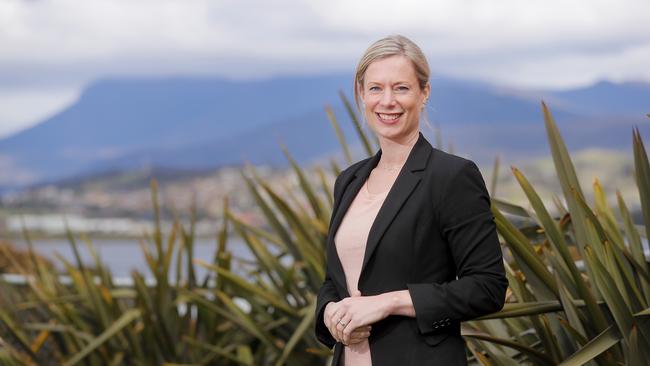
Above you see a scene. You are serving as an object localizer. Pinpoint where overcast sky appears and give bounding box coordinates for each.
[1,0,649,138]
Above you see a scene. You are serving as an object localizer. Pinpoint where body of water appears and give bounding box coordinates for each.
[13,237,252,281]
[8,236,648,284]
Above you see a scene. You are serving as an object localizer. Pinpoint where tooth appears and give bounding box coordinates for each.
[378,113,401,121]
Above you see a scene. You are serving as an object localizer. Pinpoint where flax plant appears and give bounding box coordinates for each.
[1,93,649,366]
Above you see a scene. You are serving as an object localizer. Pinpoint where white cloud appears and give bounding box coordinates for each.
[0,0,649,136]
[0,88,80,138]
[456,42,650,88]
[3,0,648,71]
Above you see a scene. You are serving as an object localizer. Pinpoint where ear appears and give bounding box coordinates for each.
[422,81,431,103]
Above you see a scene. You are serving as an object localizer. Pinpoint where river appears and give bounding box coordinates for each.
[12,237,252,282]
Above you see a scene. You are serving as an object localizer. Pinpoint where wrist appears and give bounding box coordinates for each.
[378,292,397,317]
[381,290,415,317]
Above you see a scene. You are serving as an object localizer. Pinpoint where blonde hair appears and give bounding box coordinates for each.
[353,35,431,112]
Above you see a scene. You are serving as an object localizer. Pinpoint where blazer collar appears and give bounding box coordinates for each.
[354,132,430,177]
[327,132,433,294]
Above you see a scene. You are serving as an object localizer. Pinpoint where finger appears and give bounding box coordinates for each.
[326,317,339,341]
[328,307,343,329]
[349,325,370,335]
[335,319,345,343]
[349,331,371,341]
[324,301,337,316]
[351,328,371,337]
[342,325,354,345]
[323,308,333,329]
[349,330,371,344]
[351,290,362,297]
[332,314,343,342]
[348,336,363,344]
[326,307,342,342]
[356,325,371,332]
[337,312,353,331]
[340,315,356,345]
[328,317,343,342]
[336,312,352,343]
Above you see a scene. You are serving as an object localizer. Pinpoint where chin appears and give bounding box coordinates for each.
[371,124,419,143]
[373,126,406,141]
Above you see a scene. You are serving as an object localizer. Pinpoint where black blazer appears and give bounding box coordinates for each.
[315,133,508,366]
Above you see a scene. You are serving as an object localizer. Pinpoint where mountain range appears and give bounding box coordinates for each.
[0,74,648,190]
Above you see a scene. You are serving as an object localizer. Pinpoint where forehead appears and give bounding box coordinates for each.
[364,55,418,84]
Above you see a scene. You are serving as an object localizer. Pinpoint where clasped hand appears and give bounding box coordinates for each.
[323,290,389,345]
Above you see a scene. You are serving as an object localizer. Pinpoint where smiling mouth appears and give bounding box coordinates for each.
[376,113,404,122]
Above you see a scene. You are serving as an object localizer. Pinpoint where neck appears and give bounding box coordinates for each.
[377,130,419,166]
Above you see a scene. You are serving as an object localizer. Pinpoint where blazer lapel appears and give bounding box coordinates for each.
[326,151,381,295]
[326,132,433,293]
[360,133,432,277]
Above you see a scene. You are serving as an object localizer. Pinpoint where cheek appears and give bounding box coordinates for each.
[404,99,421,114]
[404,104,422,123]
[364,100,377,115]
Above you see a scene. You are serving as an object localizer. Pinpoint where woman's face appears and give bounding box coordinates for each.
[360,55,430,144]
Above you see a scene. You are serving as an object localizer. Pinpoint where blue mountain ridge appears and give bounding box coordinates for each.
[0,74,648,189]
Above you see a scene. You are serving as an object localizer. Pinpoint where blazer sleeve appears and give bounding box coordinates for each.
[407,160,508,335]
[314,173,344,348]
[315,270,341,347]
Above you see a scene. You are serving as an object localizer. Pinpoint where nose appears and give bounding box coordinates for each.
[379,89,396,107]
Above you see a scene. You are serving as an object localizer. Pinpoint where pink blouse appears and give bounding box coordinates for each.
[334,176,394,366]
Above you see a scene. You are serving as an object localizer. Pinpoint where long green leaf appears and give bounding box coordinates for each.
[542,102,604,288]
[512,166,609,334]
[585,247,635,345]
[274,302,316,366]
[182,336,252,365]
[478,301,562,319]
[338,90,375,156]
[214,291,277,349]
[241,170,295,253]
[463,328,555,365]
[573,188,648,311]
[0,307,38,361]
[633,127,650,248]
[618,191,650,305]
[492,198,531,219]
[557,325,621,366]
[280,144,327,222]
[325,105,352,165]
[556,272,587,341]
[492,206,558,297]
[195,260,296,316]
[316,166,334,210]
[63,309,141,366]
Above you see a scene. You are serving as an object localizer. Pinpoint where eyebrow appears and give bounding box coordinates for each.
[366,80,413,86]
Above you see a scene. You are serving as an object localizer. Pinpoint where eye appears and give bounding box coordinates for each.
[395,85,410,92]
[368,86,381,92]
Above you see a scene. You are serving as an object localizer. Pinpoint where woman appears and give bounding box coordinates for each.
[314,35,508,366]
